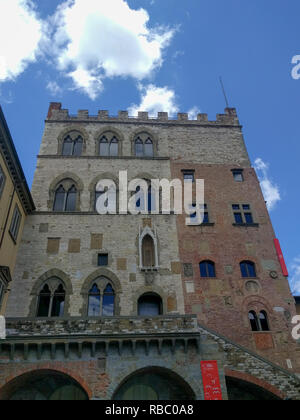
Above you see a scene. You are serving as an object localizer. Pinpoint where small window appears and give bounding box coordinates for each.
[232,169,244,182]
[259,311,270,331]
[138,293,163,316]
[0,164,6,198]
[232,204,254,225]
[142,235,155,268]
[183,171,195,182]
[200,261,216,278]
[234,213,243,224]
[9,206,22,242]
[249,311,259,332]
[240,261,256,278]
[98,254,108,267]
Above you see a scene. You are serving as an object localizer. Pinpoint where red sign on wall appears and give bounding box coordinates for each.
[274,238,289,277]
[201,361,223,401]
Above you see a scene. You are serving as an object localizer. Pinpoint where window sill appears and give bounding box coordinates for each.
[233,223,259,228]
[141,267,159,272]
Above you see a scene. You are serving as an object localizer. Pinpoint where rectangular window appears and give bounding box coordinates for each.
[0,164,6,198]
[9,206,22,242]
[232,204,254,225]
[98,254,108,266]
[232,169,244,182]
[182,170,195,182]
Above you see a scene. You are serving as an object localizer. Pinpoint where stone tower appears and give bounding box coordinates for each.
[0,103,299,400]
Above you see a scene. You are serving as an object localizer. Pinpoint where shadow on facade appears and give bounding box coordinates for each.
[226,377,281,401]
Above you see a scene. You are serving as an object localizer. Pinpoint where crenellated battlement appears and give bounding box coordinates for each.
[46,102,240,126]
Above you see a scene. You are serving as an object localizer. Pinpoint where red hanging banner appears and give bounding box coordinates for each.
[274,239,289,277]
[201,360,223,401]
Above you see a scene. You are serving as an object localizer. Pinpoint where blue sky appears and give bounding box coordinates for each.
[0,0,299,293]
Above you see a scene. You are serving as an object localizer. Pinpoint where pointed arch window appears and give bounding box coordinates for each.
[110,136,119,156]
[53,183,77,212]
[87,282,115,317]
[135,137,144,157]
[99,136,109,156]
[99,133,119,157]
[145,138,154,157]
[102,284,115,316]
[142,235,155,268]
[51,284,65,317]
[62,135,83,156]
[37,283,65,318]
[134,134,154,157]
[88,284,101,317]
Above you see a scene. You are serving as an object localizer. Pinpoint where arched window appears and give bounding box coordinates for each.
[87,280,115,317]
[259,311,270,331]
[249,311,259,332]
[145,138,154,157]
[88,284,101,317]
[99,133,119,157]
[62,134,83,156]
[99,136,109,156]
[110,136,119,156]
[249,310,270,332]
[37,283,65,318]
[200,261,216,278]
[142,235,155,268]
[135,137,144,157]
[37,284,51,317]
[53,183,77,212]
[102,284,115,316]
[51,284,65,317]
[138,293,163,316]
[134,133,154,157]
[240,261,256,278]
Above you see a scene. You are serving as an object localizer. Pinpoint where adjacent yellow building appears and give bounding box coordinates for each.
[0,106,35,314]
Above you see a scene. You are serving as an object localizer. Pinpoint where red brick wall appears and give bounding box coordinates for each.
[0,361,110,400]
[171,163,298,371]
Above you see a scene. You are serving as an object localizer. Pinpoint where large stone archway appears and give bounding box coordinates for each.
[0,369,90,401]
[112,366,196,401]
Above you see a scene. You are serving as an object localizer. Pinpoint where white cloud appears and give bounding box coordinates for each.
[49,0,174,99]
[254,158,281,211]
[0,0,43,82]
[289,256,300,295]
[128,84,179,117]
[187,106,201,120]
[46,81,63,96]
